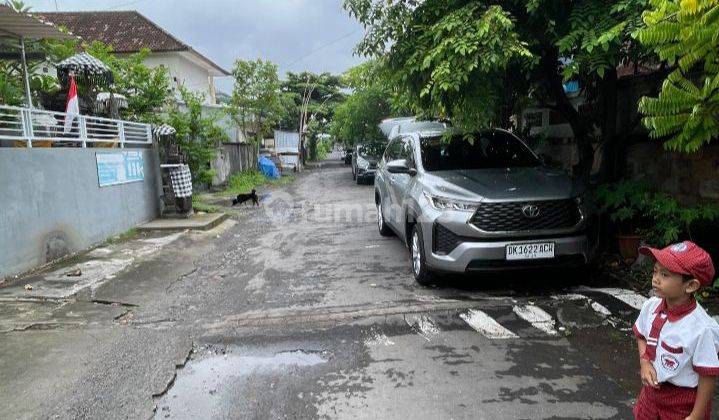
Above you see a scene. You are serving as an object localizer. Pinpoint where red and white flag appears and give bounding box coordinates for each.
[63,75,79,134]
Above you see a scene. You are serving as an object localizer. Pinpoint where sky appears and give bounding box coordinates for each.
[27,0,367,93]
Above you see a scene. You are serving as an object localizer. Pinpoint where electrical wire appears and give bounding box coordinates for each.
[283,27,362,70]
[105,0,150,11]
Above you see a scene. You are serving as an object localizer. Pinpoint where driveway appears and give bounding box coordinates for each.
[1,155,652,419]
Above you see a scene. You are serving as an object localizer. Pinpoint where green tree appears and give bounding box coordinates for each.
[278,71,345,132]
[167,87,228,185]
[229,58,284,142]
[84,42,170,123]
[279,71,345,162]
[344,0,651,181]
[637,0,719,152]
[330,61,392,146]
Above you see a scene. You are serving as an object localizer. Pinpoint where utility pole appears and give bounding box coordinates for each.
[298,75,316,168]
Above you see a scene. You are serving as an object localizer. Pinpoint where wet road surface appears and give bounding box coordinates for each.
[1,155,656,419]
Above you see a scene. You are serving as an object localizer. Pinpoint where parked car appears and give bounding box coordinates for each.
[374,128,596,285]
[352,142,386,184]
[344,148,353,165]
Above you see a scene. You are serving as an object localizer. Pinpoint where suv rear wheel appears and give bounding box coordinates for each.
[410,224,436,286]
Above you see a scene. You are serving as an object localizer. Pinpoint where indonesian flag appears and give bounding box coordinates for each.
[63,75,79,134]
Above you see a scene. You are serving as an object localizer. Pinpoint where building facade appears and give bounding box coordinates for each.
[37,11,230,105]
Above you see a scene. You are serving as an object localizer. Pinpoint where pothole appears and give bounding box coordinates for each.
[153,347,327,419]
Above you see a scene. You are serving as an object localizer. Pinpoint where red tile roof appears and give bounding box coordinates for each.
[37,11,187,52]
[36,11,229,75]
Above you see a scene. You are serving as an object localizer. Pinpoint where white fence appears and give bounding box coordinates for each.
[0,105,152,148]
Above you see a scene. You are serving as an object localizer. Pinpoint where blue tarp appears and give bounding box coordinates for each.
[258,156,280,179]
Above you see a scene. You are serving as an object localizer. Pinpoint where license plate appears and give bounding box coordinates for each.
[506,243,555,260]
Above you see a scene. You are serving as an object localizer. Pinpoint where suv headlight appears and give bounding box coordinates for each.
[357,156,369,169]
[575,194,593,218]
[424,193,479,212]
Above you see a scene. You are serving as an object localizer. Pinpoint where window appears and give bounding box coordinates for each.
[419,131,540,171]
[358,143,386,158]
[384,138,404,161]
[524,111,543,129]
[401,138,415,168]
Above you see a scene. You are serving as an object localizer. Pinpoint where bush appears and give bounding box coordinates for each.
[167,87,227,186]
[316,137,332,161]
[220,169,294,196]
[595,181,652,235]
[596,181,719,247]
[644,193,719,247]
[225,170,269,195]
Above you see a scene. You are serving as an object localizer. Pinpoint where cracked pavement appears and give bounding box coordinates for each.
[0,156,687,419]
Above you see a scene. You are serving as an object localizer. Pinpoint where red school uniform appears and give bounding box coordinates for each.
[633,296,719,420]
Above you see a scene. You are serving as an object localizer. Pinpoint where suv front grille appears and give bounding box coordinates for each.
[470,199,581,232]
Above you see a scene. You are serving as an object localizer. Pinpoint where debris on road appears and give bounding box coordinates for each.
[23,284,33,291]
[65,268,82,277]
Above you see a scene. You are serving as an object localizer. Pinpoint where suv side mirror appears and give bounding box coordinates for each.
[386,159,417,176]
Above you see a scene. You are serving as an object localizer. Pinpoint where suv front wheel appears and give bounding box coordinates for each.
[377,201,393,236]
[410,224,436,286]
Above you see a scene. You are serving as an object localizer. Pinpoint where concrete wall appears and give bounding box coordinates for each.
[0,148,162,278]
[625,142,719,203]
[211,143,258,186]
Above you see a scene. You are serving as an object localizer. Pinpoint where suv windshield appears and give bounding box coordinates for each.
[420,131,539,171]
[358,143,386,158]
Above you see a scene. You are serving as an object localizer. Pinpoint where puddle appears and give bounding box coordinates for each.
[154,350,326,419]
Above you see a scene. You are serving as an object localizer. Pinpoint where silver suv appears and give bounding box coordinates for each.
[374,129,595,285]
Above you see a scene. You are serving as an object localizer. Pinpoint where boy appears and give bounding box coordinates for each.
[633,241,718,420]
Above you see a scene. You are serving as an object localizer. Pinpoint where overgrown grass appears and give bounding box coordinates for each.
[218,170,294,196]
[192,196,220,213]
[105,228,137,245]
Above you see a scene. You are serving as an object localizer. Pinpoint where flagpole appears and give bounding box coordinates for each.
[20,36,33,108]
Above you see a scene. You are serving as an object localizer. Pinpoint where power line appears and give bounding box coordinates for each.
[283,28,362,70]
[105,0,150,11]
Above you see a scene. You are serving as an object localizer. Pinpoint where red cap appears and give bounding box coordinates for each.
[639,241,715,286]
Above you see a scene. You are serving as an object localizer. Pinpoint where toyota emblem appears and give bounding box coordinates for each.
[522,204,540,218]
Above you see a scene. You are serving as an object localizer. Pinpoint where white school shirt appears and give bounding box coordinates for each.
[633,297,719,387]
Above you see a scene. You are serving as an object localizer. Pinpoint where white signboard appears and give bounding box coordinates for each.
[96,151,144,187]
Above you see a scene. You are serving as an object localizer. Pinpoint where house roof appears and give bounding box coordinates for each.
[36,11,230,76]
[0,4,77,40]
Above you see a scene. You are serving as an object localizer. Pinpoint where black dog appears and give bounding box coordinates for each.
[232,189,259,206]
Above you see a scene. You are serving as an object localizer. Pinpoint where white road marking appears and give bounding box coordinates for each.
[460,309,518,339]
[553,293,613,318]
[551,293,586,301]
[365,328,395,347]
[590,301,612,317]
[406,314,440,341]
[578,287,647,310]
[513,305,558,335]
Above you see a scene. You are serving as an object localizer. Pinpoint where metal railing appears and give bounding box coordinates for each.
[0,105,152,148]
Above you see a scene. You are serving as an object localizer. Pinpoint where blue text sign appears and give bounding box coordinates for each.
[96,151,144,187]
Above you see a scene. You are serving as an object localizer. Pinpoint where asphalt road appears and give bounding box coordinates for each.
[1,154,652,419]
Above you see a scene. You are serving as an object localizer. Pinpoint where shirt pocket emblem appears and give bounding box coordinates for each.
[660,341,684,354]
[660,353,680,372]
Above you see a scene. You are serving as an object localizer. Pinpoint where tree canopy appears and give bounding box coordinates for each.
[167,86,228,184]
[637,0,719,152]
[279,71,345,132]
[229,58,284,142]
[330,61,392,145]
[344,0,651,180]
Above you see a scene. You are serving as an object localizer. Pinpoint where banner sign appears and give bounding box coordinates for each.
[96,151,144,187]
